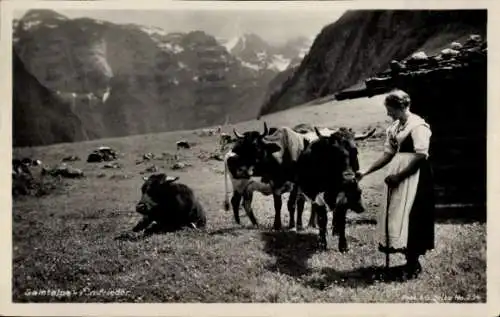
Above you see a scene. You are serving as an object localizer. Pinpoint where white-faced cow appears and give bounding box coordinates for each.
[133,173,206,235]
[254,126,376,252]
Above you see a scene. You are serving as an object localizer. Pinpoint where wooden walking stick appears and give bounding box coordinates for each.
[385,186,392,269]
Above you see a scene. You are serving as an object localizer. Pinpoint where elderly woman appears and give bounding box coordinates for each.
[357,89,435,279]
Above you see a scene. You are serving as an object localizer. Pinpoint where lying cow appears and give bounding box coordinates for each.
[13,158,42,175]
[255,126,375,252]
[87,147,117,163]
[12,158,40,196]
[133,173,206,235]
[176,140,191,150]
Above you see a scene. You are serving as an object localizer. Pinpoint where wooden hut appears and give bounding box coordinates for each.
[364,36,487,219]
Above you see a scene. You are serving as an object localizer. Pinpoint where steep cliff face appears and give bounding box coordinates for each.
[12,50,91,147]
[259,10,487,116]
[15,11,113,98]
[13,10,296,147]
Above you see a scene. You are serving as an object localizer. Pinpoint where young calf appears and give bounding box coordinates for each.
[133,173,207,235]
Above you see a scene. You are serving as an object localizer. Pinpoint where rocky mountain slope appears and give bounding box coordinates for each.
[13,10,308,147]
[259,10,487,116]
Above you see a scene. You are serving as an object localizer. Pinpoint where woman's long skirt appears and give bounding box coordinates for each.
[377,153,435,256]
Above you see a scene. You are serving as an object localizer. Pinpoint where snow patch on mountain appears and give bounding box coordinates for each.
[241,60,260,71]
[140,26,168,36]
[298,45,311,58]
[158,42,184,54]
[257,51,268,60]
[25,12,41,19]
[238,36,247,51]
[23,20,42,31]
[269,54,291,72]
[219,33,311,74]
[223,36,240,52]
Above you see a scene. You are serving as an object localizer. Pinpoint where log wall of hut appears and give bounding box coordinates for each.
[393,57,486,210]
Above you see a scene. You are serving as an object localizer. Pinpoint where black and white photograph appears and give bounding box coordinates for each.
[2,0,497,314]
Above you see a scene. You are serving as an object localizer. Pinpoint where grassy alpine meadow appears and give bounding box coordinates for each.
[12,94,486,303]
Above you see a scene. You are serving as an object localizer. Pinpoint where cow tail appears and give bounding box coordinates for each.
[223,155,230,211]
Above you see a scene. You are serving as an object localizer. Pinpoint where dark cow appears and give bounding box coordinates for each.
[297,127,369,251]
[13,159,31,176]
[224,122,307,229]
[87,146,117,163]
[224,150,272,226]
[133,173,206,235]
[223,122,274,227]
[13,158,42,175]
[255,126,375,252]
[224,123,319,230]
[12,158,40,196]
[176,140,191,150]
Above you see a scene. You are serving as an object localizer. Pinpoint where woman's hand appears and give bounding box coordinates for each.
[384,174,401,187]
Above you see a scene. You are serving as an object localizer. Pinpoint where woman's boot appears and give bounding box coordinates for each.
[404,252,422,280]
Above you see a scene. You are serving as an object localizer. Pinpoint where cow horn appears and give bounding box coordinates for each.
[233,128,244,139]
[354,128,377,140]
[166,176,179,183]
[314,127,323,138]
[142,176,148,181]
[261,122,269,136]
[329,128,340,135]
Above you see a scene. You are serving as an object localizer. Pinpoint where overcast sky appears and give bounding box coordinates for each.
[14,8,346,45]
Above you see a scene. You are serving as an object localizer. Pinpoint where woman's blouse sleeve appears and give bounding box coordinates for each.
[411,124,432,157]
[383,126,397,155]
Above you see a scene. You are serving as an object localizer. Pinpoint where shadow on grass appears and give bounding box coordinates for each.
[114,224,205,241]
[261,231,318,277]
[209,225,259,236]
[114,231,147,242]
[305,265,413,290]
[346,218,378,226]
